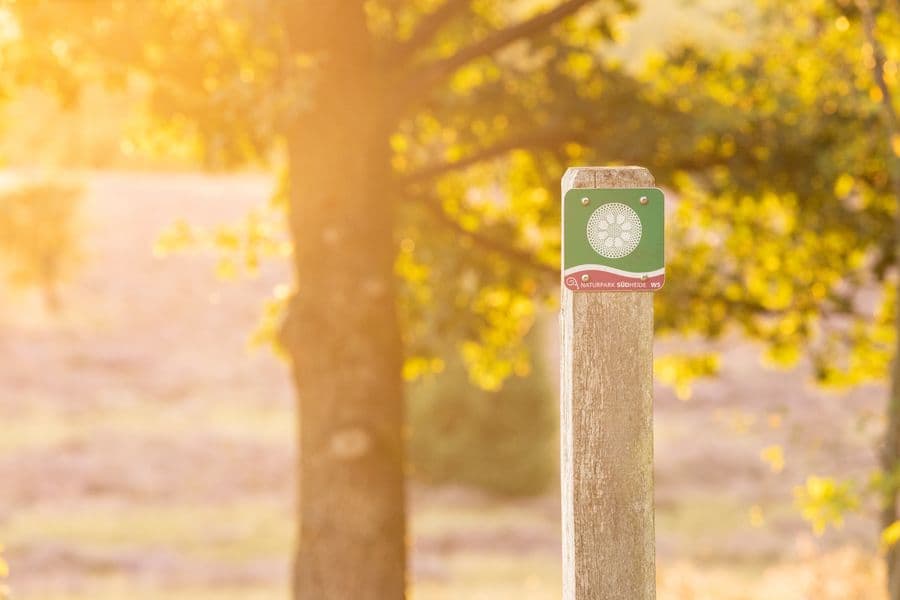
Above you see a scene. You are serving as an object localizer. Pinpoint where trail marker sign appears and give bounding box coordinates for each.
[563,187,665,292]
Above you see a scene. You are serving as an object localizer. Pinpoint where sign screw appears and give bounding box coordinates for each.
[641,274,648,281]
[581,274,590,283]
[581,197,590,206]
[640,196,649,205]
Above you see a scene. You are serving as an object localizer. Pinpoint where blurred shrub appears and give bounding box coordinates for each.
[0,180,84,311]
[408,332,556,496]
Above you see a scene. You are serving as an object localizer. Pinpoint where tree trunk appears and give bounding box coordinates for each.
[886,322,900,600]
[282,4,407,599]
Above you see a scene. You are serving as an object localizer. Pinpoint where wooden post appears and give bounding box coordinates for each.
[560,166,656,599]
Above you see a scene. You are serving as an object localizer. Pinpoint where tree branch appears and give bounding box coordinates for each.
[406,0,597,94]
[402,128,587,184]
[858,0,900,260]
[385,0,471,63]
[415,194,557,278]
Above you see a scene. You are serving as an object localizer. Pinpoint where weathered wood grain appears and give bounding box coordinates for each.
[561,166,656,600]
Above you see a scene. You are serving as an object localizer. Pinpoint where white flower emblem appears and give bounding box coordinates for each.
[587,202,642,259]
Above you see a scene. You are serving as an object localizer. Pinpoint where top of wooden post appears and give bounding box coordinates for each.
[562,166,655,190]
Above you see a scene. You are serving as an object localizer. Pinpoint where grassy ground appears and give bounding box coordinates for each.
[0,171,889,599]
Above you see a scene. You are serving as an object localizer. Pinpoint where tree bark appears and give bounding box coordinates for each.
[282,3,407,599]
[883,153,900,600]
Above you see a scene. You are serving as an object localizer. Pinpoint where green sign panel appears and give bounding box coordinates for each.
[562,188,665,292]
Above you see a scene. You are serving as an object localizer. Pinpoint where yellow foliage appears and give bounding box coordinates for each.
[882,520,900,550]
[402,356,445,382]
[449,282,537,391]
[450,61,497,95]
[749,505,765,528]
[154,220,196,257]
[763,342,801,369]
[248,284,291,359]
[760,444,785,473]
[214,257,238,281]
[0,543,8,600]
[562,52,595,81]
[834,174,855,198]
[795,476,859,535]
[156,207,290,281]
[654,353,720,400]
